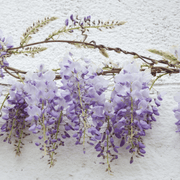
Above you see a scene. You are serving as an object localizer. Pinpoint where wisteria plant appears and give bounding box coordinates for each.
[0,15,179,172]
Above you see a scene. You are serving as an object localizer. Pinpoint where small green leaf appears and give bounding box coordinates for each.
[99,48,109,58]
[148,49,178,62]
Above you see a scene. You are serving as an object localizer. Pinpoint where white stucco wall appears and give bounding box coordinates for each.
[0,0,180,179]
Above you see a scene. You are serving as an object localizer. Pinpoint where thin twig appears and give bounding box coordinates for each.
[2,39,179,81]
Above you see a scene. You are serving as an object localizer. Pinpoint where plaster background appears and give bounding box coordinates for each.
[0,0,180,179]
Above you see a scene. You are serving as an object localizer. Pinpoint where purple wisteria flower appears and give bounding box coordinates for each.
[1,80,29,155]
[110,62,162,163]
[23,65,67,164]
[65,19,69,26]
[1,65,67,165]
[59,53,108,150]
[87,16,91,20]
[173,92,180,132]
[0,29,13,78]
[170,46,180,61]
[70,14,74,21]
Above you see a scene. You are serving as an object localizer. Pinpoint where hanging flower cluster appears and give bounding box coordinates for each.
[59,53,108,149]
[173,92,180,132]
[110,62,162,163]
[1,64,67,166]
[0,30,13,78]
[0,52,162,171]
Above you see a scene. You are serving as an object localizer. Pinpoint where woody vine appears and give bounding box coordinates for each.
[0,15,180,172]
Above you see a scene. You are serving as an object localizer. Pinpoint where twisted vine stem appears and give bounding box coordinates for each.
[2,39,179,82]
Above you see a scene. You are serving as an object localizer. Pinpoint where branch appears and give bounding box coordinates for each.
[8,40,169,66]
[2,39,179,81]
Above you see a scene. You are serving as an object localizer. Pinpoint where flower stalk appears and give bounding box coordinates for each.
[16,120,25,156]
[106,117,111,172]
[50,111,63,167]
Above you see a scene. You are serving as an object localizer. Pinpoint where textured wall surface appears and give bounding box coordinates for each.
[0,0,180,179]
